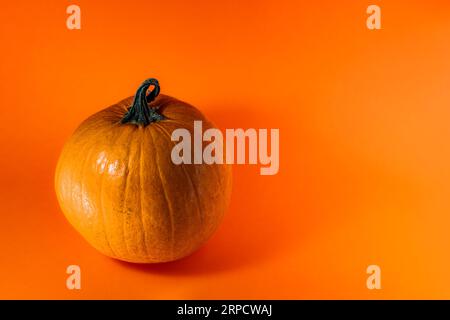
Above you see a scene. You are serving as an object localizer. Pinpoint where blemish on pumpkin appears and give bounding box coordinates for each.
[81,191,94,218]
[95,151,107,174]
[107,159,126,177]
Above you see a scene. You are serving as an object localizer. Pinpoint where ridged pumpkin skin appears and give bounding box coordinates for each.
[55,82,232,263]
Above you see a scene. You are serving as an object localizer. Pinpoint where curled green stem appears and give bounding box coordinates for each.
[121,78,164,126]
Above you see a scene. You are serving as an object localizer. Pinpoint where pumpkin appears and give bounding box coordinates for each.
[55,78,232,263]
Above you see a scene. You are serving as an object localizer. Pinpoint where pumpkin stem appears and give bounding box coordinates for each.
[121,78,164,126]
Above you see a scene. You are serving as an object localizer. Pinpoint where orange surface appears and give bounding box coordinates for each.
[1,0,450,299]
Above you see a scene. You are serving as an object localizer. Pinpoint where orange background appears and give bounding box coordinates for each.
[1,0,450,299]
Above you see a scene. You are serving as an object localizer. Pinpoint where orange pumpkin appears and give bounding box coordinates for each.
[55,78,232,263]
